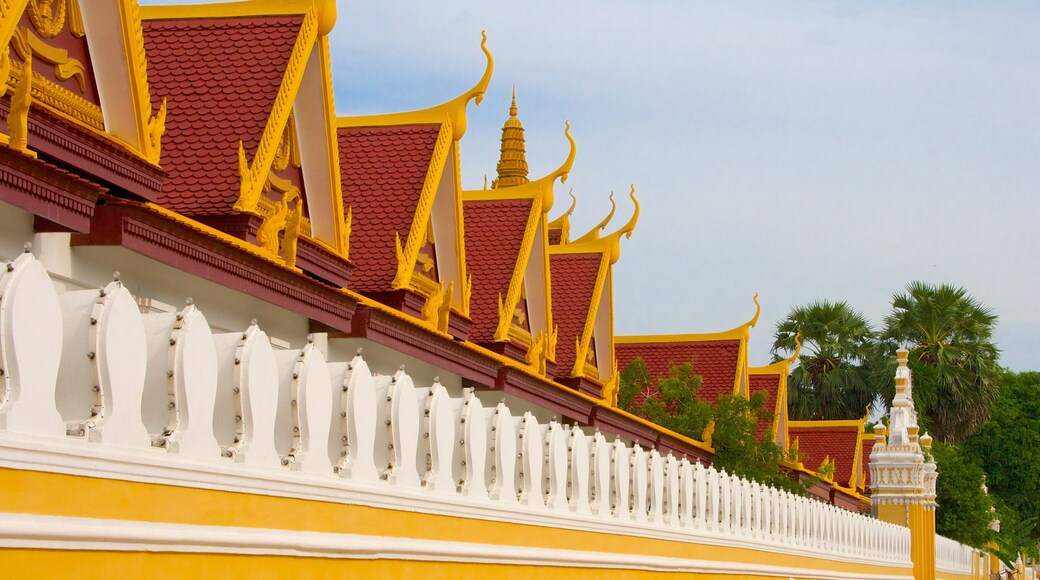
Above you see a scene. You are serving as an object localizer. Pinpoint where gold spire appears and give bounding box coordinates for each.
[493,84,529,188]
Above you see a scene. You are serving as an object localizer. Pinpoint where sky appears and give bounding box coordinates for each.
[144,1,1040,371]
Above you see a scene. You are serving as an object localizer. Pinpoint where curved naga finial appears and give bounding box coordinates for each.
[747,292,762,329]
[604,185,640,264]
[549,189,577,226]
[531,121,576,213]
[440,31,494,140]
[547,120,576,185]
[572,190,616,244]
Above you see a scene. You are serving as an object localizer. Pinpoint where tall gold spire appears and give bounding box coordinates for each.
[493,85,529,188]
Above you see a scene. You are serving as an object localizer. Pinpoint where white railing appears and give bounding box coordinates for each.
[0,251,913,567]
[936,533,978,576]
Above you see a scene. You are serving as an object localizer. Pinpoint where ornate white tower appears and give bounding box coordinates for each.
[869,348,937,580]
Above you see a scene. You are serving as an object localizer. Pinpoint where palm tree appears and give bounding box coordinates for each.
[881,281,999,444]
[771,300,878,420]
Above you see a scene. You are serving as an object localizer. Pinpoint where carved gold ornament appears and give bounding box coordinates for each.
[26,0,65,39]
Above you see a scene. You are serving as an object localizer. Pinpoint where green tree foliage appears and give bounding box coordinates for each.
[771,300,877,420]
[931,441,993,549]
[963,371,1040,560]
[881,282,1000,443]
[617,358,803,494]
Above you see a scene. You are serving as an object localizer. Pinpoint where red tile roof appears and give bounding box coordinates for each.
[615,340,741,406]
[789,424,861,488]
[142,15,303,215]
[861,438,876,490]
[463,199,533,342]
[338,124,442,292]
[550,252,604,376]
[748,373,781,441]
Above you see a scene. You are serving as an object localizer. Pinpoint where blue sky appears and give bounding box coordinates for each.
[145,1,1040,370]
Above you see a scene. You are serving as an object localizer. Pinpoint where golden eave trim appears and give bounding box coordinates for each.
[570,252,610,377]
[139,0,315,21]
[233,5,318,215]
[492,195,543,342]
[120,0,165,166]
[1,0,30,50]
[389,121,451,291]
[335,31,492,143]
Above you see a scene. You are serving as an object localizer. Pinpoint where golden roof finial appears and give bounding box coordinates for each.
[748,292,762,328]
[603,185,639,264]
[494,82,529,188]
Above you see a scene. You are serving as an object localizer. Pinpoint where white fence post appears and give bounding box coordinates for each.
[0,251,65,436]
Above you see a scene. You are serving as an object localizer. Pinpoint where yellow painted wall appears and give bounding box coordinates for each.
[1,467,912,579]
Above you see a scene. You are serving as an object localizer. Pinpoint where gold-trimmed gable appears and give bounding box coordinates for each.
[230,2,319,217]
[2,0,170,162]
[552,188,639,382]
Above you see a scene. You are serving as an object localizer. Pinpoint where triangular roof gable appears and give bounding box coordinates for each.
[2,0,165,162]
[788,417,869,491]
[550,188,639,390]
[748,334,800,448]
[462,123,575,355]
[142,0,346,261]
[336,33,493,317]
[615,295,760,406]
[142,0,316,212]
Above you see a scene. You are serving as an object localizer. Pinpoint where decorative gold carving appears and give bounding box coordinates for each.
[438,280,453,333]
[271,114,296,173]
[600,358,619,406]
[235,6,317,215]
[66,0,82,37]
[146,98,166,163]
[342,206,352,260]
[122,0,165,165]
[7,42,34,157]
[462,274,472,314]
[16,26,85,92]
[414,220,436,274]
[26,0,65,38]
[7,27,103,132]
[256,172,303,268]
[546,324,557,361]
[701,420,716,448]
[506,321,532,347]
[526,331,547,375]
[0,47,9,146]
[548,189,576,245]
[421,280,453,333]
[390,120,451,290]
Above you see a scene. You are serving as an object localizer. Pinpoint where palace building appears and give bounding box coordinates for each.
[0,0,994,578]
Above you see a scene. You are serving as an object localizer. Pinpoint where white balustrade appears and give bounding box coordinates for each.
[568,426,591,514]
[0,252,66,436]
[0,251,923,571]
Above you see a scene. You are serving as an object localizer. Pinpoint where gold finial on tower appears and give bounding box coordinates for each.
[493,84,529,188]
